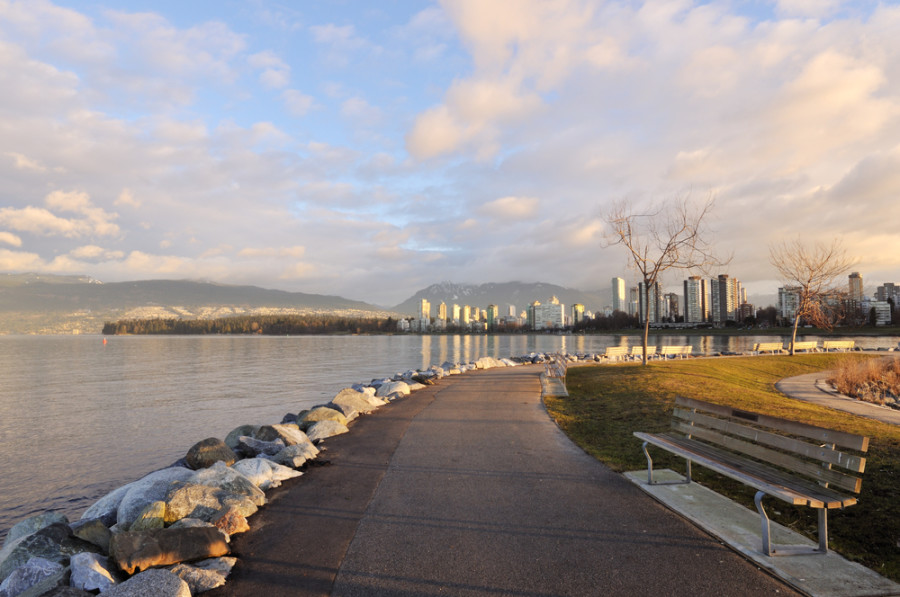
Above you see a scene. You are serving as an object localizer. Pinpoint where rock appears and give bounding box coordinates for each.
[0,523,99,584]
[231,458,302,490]
[406,381,427,391]
[163,482,258,525]
[298,407,347,430]
[101,568,191,597]
[187,462,266,506]
[69,552,118,593]
[331,389,382,418]
[27,587,90,597]
[254,424,311,447]
[271,443,319,468]
[211,507,249,536]
[3,514,69,549]
[109,527,229,576]
[80,484,133,527]
[115,467,195,528]
[168,518,215,531]
[130,501,167,532]
[223,425,260,451]
[306,420,350,442]
[376,381,410,398]
[70,519,111,553]
[237,435,285,457]
[168,556,236,594]
[185,438,237,470]
[0,557,64,597]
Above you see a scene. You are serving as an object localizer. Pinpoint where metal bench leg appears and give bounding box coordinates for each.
[817,508,829,553]
[755,491,774,556]
[642,442,691,485]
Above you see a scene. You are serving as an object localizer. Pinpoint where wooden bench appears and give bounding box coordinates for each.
[791,341,819,353]
[630,345,658,360]
[545,353,568,380]
[634,396,869,556]
[602,346,629,363]
[752,342,784,355]
[822,340,855,352]
[659,345,693,359]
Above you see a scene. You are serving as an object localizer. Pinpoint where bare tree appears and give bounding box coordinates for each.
[769,239,855,355]
[605,194,727,365]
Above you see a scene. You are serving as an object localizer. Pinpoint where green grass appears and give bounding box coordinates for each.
[544,354,900,581]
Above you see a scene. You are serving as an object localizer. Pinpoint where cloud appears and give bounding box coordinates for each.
[282,89,315,116]
[248,50,291,89]
[238,246,306,259]
[6,152,47,172]
[67,244,125,260]
[0,191,119,238]
[0,232,22,247]
[478,196,540,220]
[115,188,141,209]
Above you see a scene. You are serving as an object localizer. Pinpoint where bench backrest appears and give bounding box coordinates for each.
[791,341,818,350]
[631,346,657,356]
[604,346,629,356]
[823,340,855,350]
[753,342,784,351]
[672,396,868,494]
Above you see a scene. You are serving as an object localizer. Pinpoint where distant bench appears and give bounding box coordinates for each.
[822,340,855,352]
[630,345,658,361]
[659,345,693,359]
[545,353,568,379]
[790,341,819,353]
[602,346,629,363]
[752,342,784,355]
[634,396,869,556]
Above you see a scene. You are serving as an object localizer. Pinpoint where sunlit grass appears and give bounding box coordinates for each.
[545,354,900,581]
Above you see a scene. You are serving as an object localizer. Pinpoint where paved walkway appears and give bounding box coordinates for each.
[209,365,797,596]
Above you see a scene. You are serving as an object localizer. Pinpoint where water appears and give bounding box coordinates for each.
[1,332,897,538]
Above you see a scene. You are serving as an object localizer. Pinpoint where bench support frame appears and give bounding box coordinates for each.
[641,441,692,485]
[755,492,829,556]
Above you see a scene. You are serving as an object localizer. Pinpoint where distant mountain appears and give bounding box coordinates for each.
[391,281,608,316]
[0,273,394,335]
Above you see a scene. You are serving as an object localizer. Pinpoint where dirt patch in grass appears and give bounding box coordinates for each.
[544,354,900,582]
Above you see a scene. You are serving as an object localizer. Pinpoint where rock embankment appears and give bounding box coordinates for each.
[0,351,578,597]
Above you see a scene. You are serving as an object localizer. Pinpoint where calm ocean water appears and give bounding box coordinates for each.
[2,332,897,538]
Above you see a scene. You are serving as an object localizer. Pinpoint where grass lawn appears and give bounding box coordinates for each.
[544,353,900,582]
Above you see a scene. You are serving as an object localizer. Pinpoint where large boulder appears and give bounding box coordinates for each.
[168,557,236,594]
[69,552,118,593]
[70,519,111,553]
[236,436,285,457]
[331,389,383,418]
[187,462,266,507]
[210,506,249,536]
[116,468,194,528]
[3,513,69,549]
[231,458,302,490]
[130,501,167,532]
[271,443,319,469]
[223,425,260,451]
[185,438,236,470]
[109,527,229,576]
[0,556,64,597]
[298,407,347,430]
[163,482,259,525]
[254,424,311,447]
[306,420,350,442]
[0,523,99,583]
[101,568,191,597]
[375,381,410,398]
[80,484,133,526]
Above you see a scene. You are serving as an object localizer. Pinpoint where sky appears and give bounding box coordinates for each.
[1,0,899,307]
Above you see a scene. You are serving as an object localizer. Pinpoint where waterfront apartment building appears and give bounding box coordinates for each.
[638,282,662,324]
[710,274,742,323]
[778,286,801,321]
[611,277,626,313]
[529,297,565,330]
[438,301,447,322]
[876,282,899,303]
[683,276,708,323]
[849,272,863,304]
[572,303,585,324]
[487,304,499,330]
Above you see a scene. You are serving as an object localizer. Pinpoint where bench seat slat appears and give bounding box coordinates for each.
[673,409,866,473]
[635,431,857,508]
[675,397,869,451]
[671,421,863,493]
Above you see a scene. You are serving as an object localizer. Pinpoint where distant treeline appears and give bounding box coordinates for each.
[102,314,398,335]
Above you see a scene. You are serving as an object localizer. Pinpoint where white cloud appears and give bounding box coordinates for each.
[478,196,540,220]
[282,89,315,116]
[115,188,141,208]
[0,191,119,238]
[248,50,290,89]
[5,152,47,172]
[67,244,124,260]
[238,246,306,259]
[0,232,22,247]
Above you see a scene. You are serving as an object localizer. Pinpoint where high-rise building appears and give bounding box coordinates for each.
[452,303,461,323]
[875,282,898,303]
[531,297,565,329]
[487,304,499,330]
[778,286,801,321]
[628,286,640,317]
[683,276,708,323]
[462,305,471,324]
[612,277,626,313]
[710,274,741,323]
[438,301,447,322]
[572,303,585,324]
[848,273,863,304]
[638,282,662,324]
[663,293,679,321]
[419,298,431,321]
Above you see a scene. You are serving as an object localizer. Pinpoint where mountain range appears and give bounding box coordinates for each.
[0,274,609,335]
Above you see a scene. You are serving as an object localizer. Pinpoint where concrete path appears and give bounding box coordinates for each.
[776,363,900,426]
[210,365,797,596]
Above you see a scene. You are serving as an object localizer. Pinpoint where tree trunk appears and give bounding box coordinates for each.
[642,280,651,366]
[790,313,800,356]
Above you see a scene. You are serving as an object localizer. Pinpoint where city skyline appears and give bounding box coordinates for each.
[1,1,900,306]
